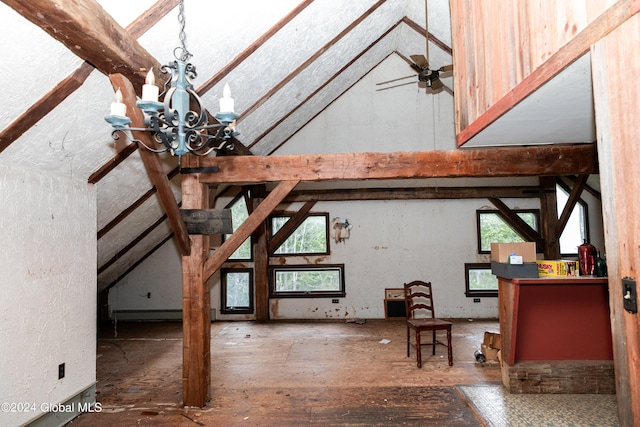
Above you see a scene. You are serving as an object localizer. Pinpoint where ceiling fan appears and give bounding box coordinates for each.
[376,0,453,92]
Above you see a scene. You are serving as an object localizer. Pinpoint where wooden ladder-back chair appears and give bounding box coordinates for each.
[404,280,453,367]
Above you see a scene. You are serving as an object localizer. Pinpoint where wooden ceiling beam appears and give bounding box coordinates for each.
[197,144,598,184]
[283,186,546,202]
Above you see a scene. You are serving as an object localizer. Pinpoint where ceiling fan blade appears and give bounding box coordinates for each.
[439,64,454,73]
[430,78,443,91]
[410,54,429,69]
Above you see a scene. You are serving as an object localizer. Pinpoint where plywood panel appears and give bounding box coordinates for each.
[450,0,604,137]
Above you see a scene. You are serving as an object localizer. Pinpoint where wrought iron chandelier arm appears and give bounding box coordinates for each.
[104,0,239,160]
[109,128,171,154]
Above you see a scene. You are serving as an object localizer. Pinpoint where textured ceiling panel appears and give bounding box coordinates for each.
[0,3,84,130]
[97,222,173,291]
[96,151,177,229]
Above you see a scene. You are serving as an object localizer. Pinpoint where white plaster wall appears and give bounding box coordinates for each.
[108,240,182,311]
[0,163,97,426]
[268,198,540,320]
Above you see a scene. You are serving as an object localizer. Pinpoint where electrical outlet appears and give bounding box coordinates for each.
[58,363,65,379]
[473,298,481,303]
[332,299,339,304]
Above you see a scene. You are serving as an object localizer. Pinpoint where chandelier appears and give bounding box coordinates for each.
[105,0,239,162]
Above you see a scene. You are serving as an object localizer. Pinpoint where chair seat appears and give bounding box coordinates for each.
[407,318,452,329]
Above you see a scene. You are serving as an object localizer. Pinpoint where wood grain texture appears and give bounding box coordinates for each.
[591,9,640,425]
[450,0,630,145]
[180,156,210,407]
[197,145,598,184]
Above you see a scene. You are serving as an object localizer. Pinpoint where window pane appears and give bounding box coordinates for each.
[221,269,254,314]
[275,269,340,292]
[469,269,498,291]
[465,263,498,297]
[272,215,328,254]
[227,198,251,260]
[557,184,587,255]
[479,211,537,252]
[271,265,345,298]
[225,271,250,308]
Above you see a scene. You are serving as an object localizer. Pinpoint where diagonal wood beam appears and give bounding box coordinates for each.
[203,180,299,282]
[457,0,638,146]
[198,144,598,184]
[268,200,317,253]
[555,174,589,237]
[109,73,191,256]
[488,197,544,250]
[0,63,94,154]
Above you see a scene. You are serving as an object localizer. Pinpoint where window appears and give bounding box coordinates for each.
[465,263,498,297]
[225,196,252,261]
[477,209,539,254]
[270,265,345,298]
[556,182,589,255]
[221,269,254,314]
[270,213,329,255]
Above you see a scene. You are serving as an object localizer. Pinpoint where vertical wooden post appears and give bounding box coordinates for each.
[251,186,269,321]
[181,155,211,407]
[592,13,640,425]
[538,176,560,259]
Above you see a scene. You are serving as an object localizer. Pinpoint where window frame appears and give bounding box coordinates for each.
[464,263,498,297]
[269,264,346,298]
[269,212,330,256]
[556,180,590,257]
[220,268,254,314]
[476,209,540,254]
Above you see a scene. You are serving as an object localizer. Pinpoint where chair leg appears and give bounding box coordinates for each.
[415,330,422,368]
[432,330,436,355]
[407,326,410,357]
[447,327,453,366]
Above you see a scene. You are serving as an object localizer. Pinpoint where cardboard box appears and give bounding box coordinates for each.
[483,332,502,350]
[481,344,500,361]
[491,261,539,279]
[536,260,579,277]
[491,242,537,263]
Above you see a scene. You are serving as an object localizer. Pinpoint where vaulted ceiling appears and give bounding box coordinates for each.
[0,0,595,290]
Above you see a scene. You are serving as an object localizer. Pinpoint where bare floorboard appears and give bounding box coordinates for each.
[68,319,501,426]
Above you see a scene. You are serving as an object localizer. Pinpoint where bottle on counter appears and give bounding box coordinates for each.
[595,250,608,277]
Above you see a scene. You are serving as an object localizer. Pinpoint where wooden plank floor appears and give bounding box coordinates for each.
[68,319,501,426]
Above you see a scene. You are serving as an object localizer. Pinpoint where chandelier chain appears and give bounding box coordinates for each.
[175,0,192,62]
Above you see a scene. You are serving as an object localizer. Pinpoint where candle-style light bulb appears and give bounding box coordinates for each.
[141,68,159,102]
[219,83,235,113]
[110,89,127,117]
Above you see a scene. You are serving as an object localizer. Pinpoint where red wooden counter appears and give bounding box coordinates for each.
[497,276,615,393]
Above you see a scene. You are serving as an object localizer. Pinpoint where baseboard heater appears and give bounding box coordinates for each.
[111,309,216,321]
